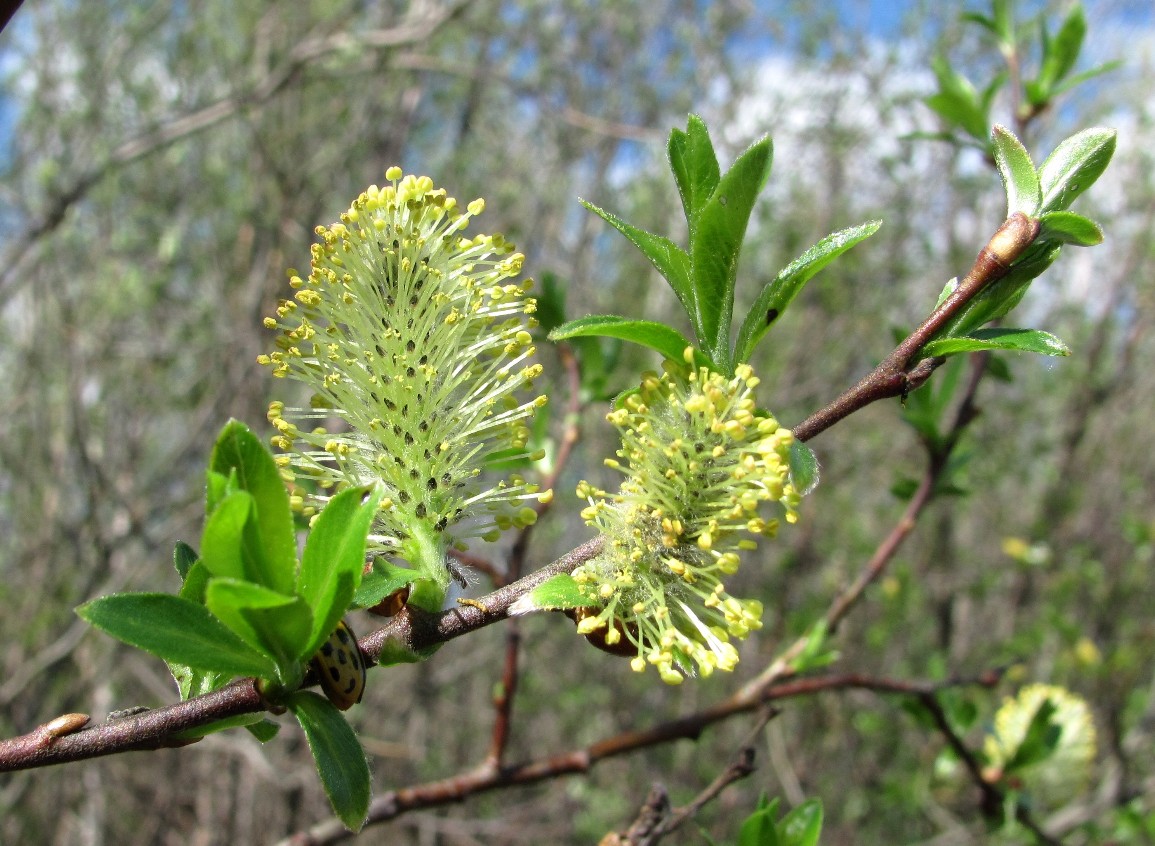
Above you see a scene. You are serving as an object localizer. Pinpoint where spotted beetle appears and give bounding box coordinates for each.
[312,619,367,711]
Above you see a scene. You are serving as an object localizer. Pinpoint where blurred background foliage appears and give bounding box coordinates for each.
[0,0,1152,843]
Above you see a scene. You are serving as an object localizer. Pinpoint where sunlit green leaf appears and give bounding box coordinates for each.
[209,420,297,595]
[668,114,720,224]
[921,328,1071,358]
[779,799,823,846]
[1037,127,1116,214]
[991,125,1039,217]
[205,578,312,670]
[77,593,278,679]
[1036,210,1103,246]
[550,315,699,366]
[298,484,382,656]
[519,573,589,612]
[579,200,695,322]
[788,440,820,497]
[1035,6,1086,96]
[690,134,773,370]
[199,490,256,582]
[735,220,880,362]
[738,795,781,846]
[1050,60,1123,98]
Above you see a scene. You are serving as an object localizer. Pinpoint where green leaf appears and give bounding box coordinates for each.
[204,468,234,517]
[690,135,773,371]
[173,541,198,581]
[579,200,695,321]
[199,490,257,582]
[668,115,721,224]
[1036,6,1086,93]
[515,573,590,612]
[549,315,699,366]
[926,56,989,142]
[170,661,231,702]
[1037,127,1116,214]
[245,719,281,743]
[1036,210,1103,246]
[178,559,212,604]
[991,125,1039,217]
[353,559,418,609]
[298,484,382,656]
[287,691,371,832]
[77,593,278,679]
[735,220,880,362]
[1049,60,1123,98]
[738,796,781,846]
[209,420,297,595]
[789,619,839,673]
[990,0,1015,45]
[921,328,1071,358]
[779,799,823,846]
[935,242,1061,338]
[1004,698,1062,773]
[205,578,313,671]
[788,440,820,497]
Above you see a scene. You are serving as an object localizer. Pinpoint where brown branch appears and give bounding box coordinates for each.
[278,671,998,845]
[792,213,1040,443]
[0,536,604,773]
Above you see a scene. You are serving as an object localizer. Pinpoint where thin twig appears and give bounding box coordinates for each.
[793,213,1039,443]
[277,671,998,845]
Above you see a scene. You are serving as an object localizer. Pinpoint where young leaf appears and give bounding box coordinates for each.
[509,573,590,615]
[920,328,1071,358]
[579,200,695,321]
[246,719,281,743]
[1004,698,1062,773]
[209,420,297,595]
[690,134,773,370]
[991,125,1040,217]
[205,578,313,670]
[668,115,721,224]
[778,799,824,846]
[353,558,418,609]
[788,441,820,497]
[549,315,700,367]
[199,490,256,582]
[935,242,1061,339]
[927,56,989,142]
[735,220,880,362]
[1049,60,1123,98]
[170,661,232,702]
[1037,127,1116,214]
[298,484,383,656]
[77,593,278,679]
[178,559,212,604]
[173,541,198,581]
[287,691,371,832]
[738,796,781,846]
[1035,6,1086,95]
[1036,211,1103,246]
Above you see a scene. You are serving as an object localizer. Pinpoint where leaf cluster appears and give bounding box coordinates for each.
[78,420,381,830]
